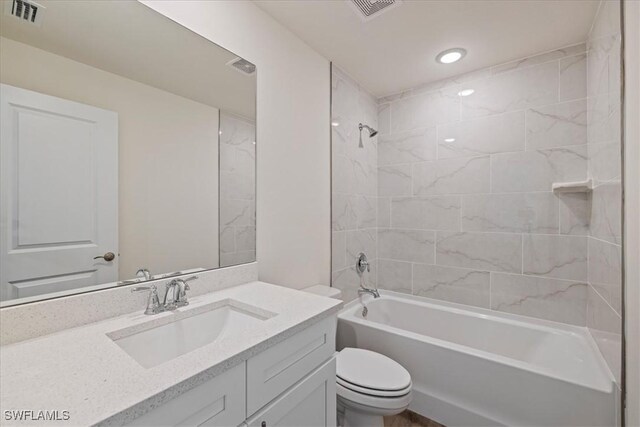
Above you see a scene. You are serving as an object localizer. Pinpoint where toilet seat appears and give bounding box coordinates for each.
[336,376,411,397]
[337,382,412,411]
[337,348,411,392]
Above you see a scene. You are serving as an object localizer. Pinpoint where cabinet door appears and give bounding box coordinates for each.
[127,362,245,427]
[246,357,336,427]
[247,316,336,415]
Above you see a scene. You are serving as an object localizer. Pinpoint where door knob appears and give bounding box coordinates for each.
[94,252,116,262]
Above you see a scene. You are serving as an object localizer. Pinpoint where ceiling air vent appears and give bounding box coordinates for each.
[347,0,402,22]
[226,57,256,76]
[4,0,45,26]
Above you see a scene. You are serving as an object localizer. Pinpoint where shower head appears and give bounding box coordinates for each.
[358,123,378,147]
[359,123,378,137]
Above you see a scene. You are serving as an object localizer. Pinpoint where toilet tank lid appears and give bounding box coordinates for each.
[303,285,342,299]
[337,348,411,392]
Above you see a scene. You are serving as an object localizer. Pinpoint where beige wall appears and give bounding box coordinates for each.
[0,37,220,279]
[143,0,331,289]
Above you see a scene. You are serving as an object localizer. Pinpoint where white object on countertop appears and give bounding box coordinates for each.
[303,285,342,299]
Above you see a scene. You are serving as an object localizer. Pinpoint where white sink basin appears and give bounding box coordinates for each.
[109,300,274,368]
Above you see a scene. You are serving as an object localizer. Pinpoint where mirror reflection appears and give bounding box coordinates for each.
[0,0,256,307]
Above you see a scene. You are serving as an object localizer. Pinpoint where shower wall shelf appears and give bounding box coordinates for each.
[552,179,593,193]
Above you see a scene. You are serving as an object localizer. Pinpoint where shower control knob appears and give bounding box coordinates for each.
[356,252,370,276]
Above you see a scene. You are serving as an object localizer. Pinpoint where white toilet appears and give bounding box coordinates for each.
[336,347,412,427]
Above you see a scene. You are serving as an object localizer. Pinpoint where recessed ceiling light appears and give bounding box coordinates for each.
[444,138,456,143]
[458,89,475,97]
[436,48,467,64]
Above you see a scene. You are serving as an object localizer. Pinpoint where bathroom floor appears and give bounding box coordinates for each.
[384,410,445,427]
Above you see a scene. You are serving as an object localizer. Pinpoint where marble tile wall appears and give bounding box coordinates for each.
[585,0,623,384]
[376,43,592,326]
[219,113,256,267]
[331,66,379,301]
[331,10,623,389]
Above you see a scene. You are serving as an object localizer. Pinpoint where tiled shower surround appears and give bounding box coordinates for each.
[219,113,256,267]
[331,2,622,384]
[374,43,592,326]
[585,0,622,384]
[331,67,379,301]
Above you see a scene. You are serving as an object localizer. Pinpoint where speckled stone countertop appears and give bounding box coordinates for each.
[0,282,342,426]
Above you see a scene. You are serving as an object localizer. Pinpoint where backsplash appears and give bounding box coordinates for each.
[331,66,379,301]
[0,262,258,346]
[585,0,622,384]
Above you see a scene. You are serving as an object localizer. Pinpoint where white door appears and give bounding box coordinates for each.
[0,84,118,302]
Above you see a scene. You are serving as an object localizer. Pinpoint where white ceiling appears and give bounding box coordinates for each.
[255,0,600,97]
[0,0,256,118]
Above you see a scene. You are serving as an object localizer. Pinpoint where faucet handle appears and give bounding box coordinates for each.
[136,268,151,281]
[132,285,163,315]
[181,276,197,293]
[131,285,155,292]
[356,253,370,276]
[174,276,197,307]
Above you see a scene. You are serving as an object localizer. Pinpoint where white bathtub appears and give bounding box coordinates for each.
[337,291,617,427]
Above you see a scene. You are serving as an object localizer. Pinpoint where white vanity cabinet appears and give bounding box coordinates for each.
[128,362,246,427]
[245,357,336,427]
[127,316,337,427]
[246,316,336,414]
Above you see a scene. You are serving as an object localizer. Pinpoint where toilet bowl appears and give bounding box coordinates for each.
[336,347,412,427]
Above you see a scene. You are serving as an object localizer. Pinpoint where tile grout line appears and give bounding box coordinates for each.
[521,233,525,275]
[489,271,492,309]
[558,192,562,234]
[410,261,414,295]
[588,282,622,319]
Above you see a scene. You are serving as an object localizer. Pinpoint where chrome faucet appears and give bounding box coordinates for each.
[132,276,198,314]
[358,287,380,298]
[136,268,151,281]
[163,276,198,310]
[355,253,380,298]
[131,285,164,315]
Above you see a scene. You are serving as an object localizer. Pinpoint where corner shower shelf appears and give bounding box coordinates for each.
[552,179,593,193]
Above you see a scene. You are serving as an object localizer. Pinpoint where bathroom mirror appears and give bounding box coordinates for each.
[0,0,256,307]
